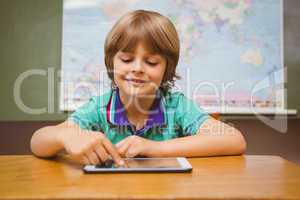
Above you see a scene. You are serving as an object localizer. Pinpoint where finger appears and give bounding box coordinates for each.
[85,150,100,165]
[117,140,131,157]
[82,155,90,165]
[94,143,109,163]
[70,153,89,165]
[125,142,139,158]
[115,137,129,149]
[102,138,124,166]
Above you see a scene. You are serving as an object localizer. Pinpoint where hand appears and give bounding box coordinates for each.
[58,128,124,166]
[115,135,156,158]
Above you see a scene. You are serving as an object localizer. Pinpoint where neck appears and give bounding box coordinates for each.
[118,90,156,116]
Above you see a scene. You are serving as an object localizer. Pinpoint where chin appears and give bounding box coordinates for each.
[121,86,156,98]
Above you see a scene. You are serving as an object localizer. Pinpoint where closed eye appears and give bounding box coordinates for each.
[146,61,158,66]
[121,59,133,63]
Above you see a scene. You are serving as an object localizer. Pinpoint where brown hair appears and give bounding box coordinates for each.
[104,9,180,94]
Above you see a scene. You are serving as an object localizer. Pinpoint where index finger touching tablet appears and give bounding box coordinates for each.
[102,138,125,166]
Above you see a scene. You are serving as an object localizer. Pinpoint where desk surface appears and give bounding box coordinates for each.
[0,155,300,200]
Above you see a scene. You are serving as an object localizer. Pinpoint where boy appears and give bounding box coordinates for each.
[31,10,246,166]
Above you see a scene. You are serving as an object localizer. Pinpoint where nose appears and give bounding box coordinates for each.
[131,59,144,73]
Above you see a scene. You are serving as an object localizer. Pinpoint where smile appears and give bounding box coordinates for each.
[124,78,148,84]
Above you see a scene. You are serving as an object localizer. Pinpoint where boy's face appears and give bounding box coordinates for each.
[113,43,166,98]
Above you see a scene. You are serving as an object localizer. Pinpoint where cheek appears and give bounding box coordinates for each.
[113,61,127,78]
[149,65,166,84]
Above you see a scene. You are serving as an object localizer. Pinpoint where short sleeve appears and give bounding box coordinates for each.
[175,94,209,136]
[68,97,103,131]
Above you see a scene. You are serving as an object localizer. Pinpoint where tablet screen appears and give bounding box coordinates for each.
[95,158,181,169]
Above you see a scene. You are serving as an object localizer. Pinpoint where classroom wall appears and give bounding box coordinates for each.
[0,0,299,164]
[284,0,300,114]
[0,0,66,121]
[0,0,299,121]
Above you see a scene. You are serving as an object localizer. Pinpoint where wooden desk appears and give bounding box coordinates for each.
[0,155,300,200]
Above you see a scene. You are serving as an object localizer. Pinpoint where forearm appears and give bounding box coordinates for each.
[146,131,246,158]
[30,125,65,158]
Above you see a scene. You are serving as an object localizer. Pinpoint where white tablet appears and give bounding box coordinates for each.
[83,157,192,173]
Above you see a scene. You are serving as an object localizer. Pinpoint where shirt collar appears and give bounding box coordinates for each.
[107,89,166,128]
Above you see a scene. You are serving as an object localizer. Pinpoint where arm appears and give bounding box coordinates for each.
[116,117,246,158]
[30,121,70,157]
[147,117,247,157]
[30,121,124,165]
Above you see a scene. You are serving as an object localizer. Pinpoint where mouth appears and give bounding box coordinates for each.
[124,78,148,84]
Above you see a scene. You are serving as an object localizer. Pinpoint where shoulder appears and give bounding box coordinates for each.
[163,91,185,108]
[69,90,113,130]
[72,90,112,114]
[164,91,209,135]
[88,90,113,108]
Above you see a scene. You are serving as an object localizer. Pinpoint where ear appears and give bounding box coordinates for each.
[111,81,117,89]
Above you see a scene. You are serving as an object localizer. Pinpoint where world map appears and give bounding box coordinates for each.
[61,0,284,112]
